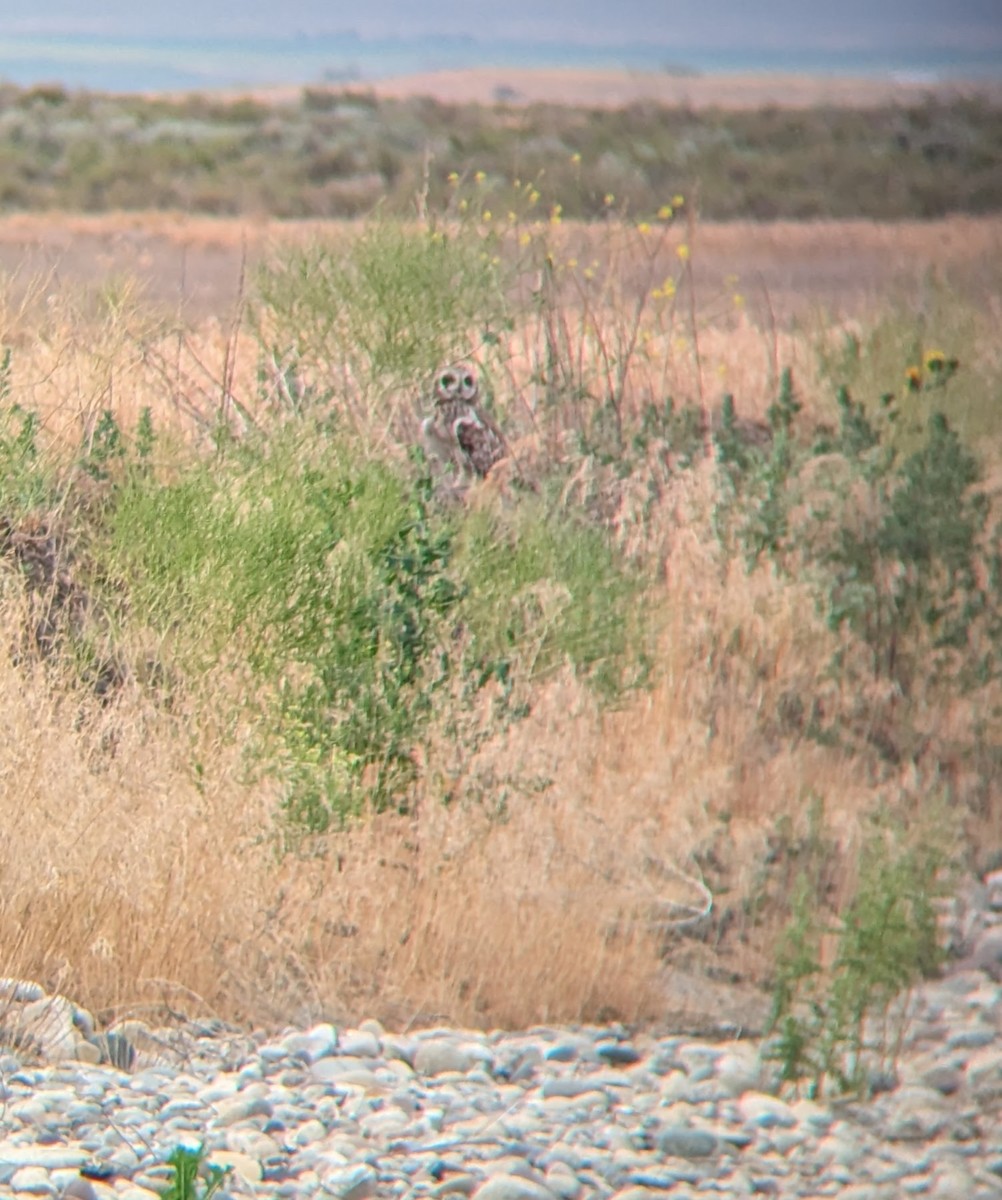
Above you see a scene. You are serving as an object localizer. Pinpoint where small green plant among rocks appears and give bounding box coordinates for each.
[159,1145,230,1200]
[766,803,954,1099]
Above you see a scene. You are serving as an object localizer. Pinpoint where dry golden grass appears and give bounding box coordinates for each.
[0,563,868,1034]
[0,212,998,1036]
[2,213,1001,324]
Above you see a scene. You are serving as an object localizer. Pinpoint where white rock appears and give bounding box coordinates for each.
[206,1149,263,1185]
[10,1164,54,1193]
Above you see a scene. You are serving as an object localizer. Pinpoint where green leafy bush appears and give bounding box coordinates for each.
[767,802,953,1098]
[104,423,644,831]
[253,221,510,409]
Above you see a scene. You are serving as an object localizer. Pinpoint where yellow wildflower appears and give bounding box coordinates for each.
[447,171,459,184]
[570,152,581,164]
[518,232,531,247]
[733,293,745,308]
[905,366,923,392]
[482,210,492,222]
[637,221,651,234]
[676,243,690,262]
[528,188,541,206]
[474,170,486,184]
[672,194,685,207]
[603,193,615,206]
[924,349,947,372]
[657,204,673,220]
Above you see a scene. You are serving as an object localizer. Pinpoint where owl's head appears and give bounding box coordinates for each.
[434,364,479,405]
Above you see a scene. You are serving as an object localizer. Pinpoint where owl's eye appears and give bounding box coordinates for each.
[463,374,475,389]
[440,374,453,389]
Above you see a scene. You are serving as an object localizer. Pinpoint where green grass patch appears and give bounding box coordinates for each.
[99,421,647,830]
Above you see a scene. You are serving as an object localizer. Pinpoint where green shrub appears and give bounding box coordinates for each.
[253,220,510,408]
[767,801,953,1098]
[0,349,51,513]
[103,421,646,831]
[159,1145,229,1200]
[712,354,1001,700]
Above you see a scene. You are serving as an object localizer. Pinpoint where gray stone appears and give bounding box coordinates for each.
[0,977,46,1002]
[432,1175,481,1198]
[337,1030,381,1058]
[964,928,1002,979]
[319,1163,377,1200]
[59,1181,99,1200]
[10,1165,55,1194]
[966,1044,1002,1103]
[881,1086,950,1141]
[654,1126,718,1159]
[414,1041,486,1077]
[629,1172,702,1189]
[984,868,1002,910]
[472,1176,557,1200]
[596,1042,642,1066]
[946,1028,996,1049]
[543,1164,581,1200]
[737,1093,798,1129]
[283,1023,339,1063]
[922,1064,964,1095]
[540,1078,605,1099]
[713,1048,764,1096]
[213,1094,274,1125]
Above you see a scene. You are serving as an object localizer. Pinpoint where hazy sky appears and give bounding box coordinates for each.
[5,0,1001,50]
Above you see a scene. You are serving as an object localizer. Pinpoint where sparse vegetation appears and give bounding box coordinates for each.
[0,83,999,220]
[0,170,998,1033]
[159,1145,230,1200]
[767,801,955,1098]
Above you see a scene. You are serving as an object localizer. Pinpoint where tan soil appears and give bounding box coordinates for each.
[221,68,1002,110]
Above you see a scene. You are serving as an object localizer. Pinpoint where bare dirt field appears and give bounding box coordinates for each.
[1,212,999,328]
[241,67,1002,110]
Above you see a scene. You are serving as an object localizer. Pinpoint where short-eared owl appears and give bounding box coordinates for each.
[421,363,507,479]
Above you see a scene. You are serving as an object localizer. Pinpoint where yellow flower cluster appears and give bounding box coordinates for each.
[903,350,960,394]
[657,195,685,220]
[651,278,677,301]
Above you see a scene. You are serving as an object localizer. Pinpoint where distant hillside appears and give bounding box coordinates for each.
[0,27,1000,94]
[0,80,999,221]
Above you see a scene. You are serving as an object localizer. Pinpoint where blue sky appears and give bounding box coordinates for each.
[3,0,1000,50]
